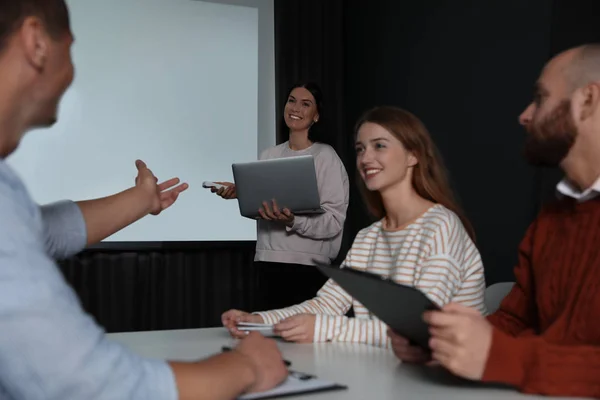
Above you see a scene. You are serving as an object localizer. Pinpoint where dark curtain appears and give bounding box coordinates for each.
[274,0,355,263]
[59,243,257,333]
[274,0,345,150]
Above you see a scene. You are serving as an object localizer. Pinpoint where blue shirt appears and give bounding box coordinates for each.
[0,160,177,399]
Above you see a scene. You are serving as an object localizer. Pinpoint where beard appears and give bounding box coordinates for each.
[523,100,577,167]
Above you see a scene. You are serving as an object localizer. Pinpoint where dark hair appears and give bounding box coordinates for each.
[354,106,476,242]
[279,81,325,143]
[0,0,70,53]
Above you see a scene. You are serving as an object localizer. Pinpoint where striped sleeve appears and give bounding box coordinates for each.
[416,211,486,314]
[452,254,487,314]
[255,277,353,325]
[314,314,391,348]
[255,242,361,326]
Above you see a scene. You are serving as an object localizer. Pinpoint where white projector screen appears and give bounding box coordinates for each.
[7,0,275,242]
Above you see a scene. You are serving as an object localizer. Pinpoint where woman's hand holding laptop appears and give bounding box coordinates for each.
[207,183,296,226]
[258,199,295,226]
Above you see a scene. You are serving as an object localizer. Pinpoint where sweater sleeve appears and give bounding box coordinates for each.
[487,220,538,336]
[40,201,88,260]
[255,277,353,325]
[417,214,487,313]
[314,314,391,348]
[286,149,349,240]
[482,329,600,397]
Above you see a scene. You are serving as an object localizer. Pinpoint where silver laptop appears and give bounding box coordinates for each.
[232,155,325,219]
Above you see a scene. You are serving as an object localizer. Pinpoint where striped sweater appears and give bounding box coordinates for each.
[257,204,487,348]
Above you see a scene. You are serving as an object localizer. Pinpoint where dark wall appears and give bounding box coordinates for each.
[343,0,553,284]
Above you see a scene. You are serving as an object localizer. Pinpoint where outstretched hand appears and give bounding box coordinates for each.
[134,159,189,215]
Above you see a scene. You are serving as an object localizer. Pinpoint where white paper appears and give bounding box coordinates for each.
[238,374,342,399]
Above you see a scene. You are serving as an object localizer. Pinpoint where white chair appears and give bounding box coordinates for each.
[485,282,515,314]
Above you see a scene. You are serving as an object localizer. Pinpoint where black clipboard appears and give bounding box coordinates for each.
[315,263,439,349]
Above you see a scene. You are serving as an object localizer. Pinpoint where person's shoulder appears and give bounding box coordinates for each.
[0,172,40,252]
[0,166,35,219]
[420,204,470,239]
[538,196,591,216]
[311,143,346,169]
[312,143,340,158]
[259,142,288,160]
[424,204,462,223]
[353,219,384,243]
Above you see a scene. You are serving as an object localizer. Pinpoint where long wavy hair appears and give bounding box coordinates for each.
[355,106,475,241]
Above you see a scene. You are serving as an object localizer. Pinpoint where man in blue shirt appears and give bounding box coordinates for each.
[0,1,288,399]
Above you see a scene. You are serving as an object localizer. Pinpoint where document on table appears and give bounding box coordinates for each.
[238,371,347,399]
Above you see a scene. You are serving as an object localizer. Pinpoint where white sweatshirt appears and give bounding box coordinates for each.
[254,141,349,265]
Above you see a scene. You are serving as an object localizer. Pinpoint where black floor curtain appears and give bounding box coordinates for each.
[59,244,258,333]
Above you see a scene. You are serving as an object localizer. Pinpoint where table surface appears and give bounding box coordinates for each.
[107,328,585,400]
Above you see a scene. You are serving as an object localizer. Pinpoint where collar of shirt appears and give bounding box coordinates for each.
[556,176,600,202]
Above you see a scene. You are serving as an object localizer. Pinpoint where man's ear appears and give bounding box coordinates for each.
[575,83,600,121]
[19,16,49,70]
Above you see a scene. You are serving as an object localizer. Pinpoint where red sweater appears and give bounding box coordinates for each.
[483,196,600,398]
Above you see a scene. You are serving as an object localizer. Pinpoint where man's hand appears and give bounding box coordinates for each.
[169,332,287,399]
[274,314,315,343]
[134,159,188,215]
[388,329,431,364]
[424,303,493,380]
[236,332,289,393]
[221,309,265,339]
[258,199,295,227]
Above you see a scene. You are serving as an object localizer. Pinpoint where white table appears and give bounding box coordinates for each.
[108,328,582,400]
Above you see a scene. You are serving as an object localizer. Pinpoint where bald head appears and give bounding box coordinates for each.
[561,43,600,91]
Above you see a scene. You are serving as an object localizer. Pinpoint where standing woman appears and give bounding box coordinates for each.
[211,82,349,310]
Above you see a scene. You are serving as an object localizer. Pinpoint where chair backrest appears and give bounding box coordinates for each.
[485,282,515,314]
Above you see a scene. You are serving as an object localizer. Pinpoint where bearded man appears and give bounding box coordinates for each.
[390,43,600,398]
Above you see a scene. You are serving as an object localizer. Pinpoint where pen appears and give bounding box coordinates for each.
[221,346,292,367]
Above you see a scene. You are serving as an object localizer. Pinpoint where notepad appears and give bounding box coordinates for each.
[238,372,347,400]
